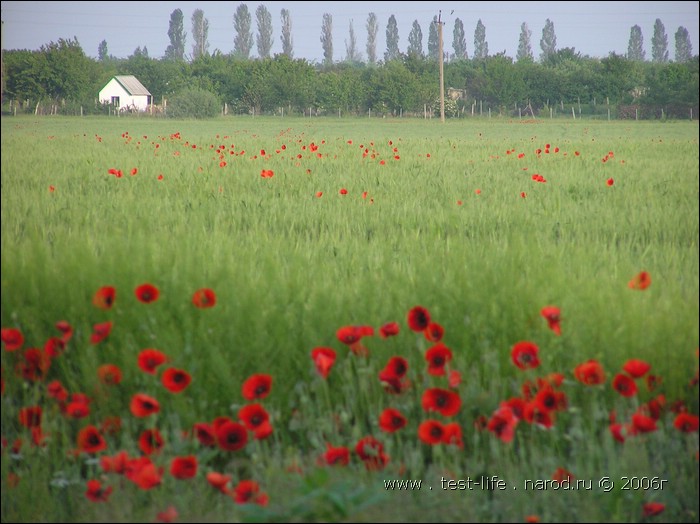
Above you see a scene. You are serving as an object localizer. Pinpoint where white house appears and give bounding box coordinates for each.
[99,76,152,111]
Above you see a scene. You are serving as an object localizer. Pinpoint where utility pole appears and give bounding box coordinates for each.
[438,11,445,123]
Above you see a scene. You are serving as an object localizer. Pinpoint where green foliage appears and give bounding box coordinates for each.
[321,13,334,67]
[407,20,424,59]
[473,19,488,60]
[164,8,186,61]
[166,87,220,118]
[365,13,379,65]
[452,18,467,60]
[255,5,273,59]
[233,4,254,59]
[540,19,557,63]
[627,25,645,61]
[280,9,294,58]
[651,19,669,63]
[385,15,400,62]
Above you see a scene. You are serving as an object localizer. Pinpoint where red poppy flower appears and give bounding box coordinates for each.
[525,515,540,523]
[552,467,574,483]
[192,288,217,308]
[311,347,336,379]
[612,373,638,397]
[354,435,388,470]
[162,367,192,393]
[336,325,373,356]
[137,348,168,374]
[242,373,272,401]
[44,337,65,358]
[315,191,323,198]
[534,387,559,412]
[421,388,462,417]
[628,271,651,290]
[574,359,606,385]
[125,457,163,490]
[425,343,453,376]
[379,408,407,432]
[98,364,122,386]
[418,419,445,445]
[379,322,400,338]
[130,393,160,417]
[379,356,410,393]
[47,380,69,402]
[100,450,131,474]
[135,283,160,303]
[90,321,112,345]
[55,321,73,343]
[77,425,107,454]
[2,328,24,351]
[239,403,270,431]
[631,412,657,433]
[156,506,178,523]
[487,405,518,443]
[323,443,350,466]
[407,306,431,332]
[136,428,163,455]
[673,412,699,433]
[18,406,42,428]
[442,422,463,448]
[85,479,113,502]
[622,359,651,378]
[216,421,248,451]
[193,422,217,447]
[540,306,562,336]
[92,286,116,310]
[207,471,232,493]
[511,341,540,370]
[523,401,555,428]
[424,322,444,342]
[448,370,462,388]
[170,455,198,480]
[65,398,91,419]
[339,188,348,195]
[606,177,614,186]
[642,502,665,517]
[609,423,626,443]
[231,480,268,505]
[260,169,274,178]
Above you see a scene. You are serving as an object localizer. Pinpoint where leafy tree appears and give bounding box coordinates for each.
[540,18,556,62]
[191,9,210,60]
[516,23,533,62]
[345,19,361,63]
[674,26,693,62]
[256,5,273,59]
[233,4,254,59]
[98,40,109,61]
[452,18,467,60]
[407,20,423,58]
[280,9,293,58]
[168,87,220,118]
[366,13,378,65]
[627,25,645,61]
[428,16,439,60]
[385,15,400,62]
[165,9,186,60]
[473,19,488,60]
[321,13,333,67]
[651,18,668,63]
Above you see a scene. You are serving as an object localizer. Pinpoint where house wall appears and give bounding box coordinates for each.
[98,79,151,111]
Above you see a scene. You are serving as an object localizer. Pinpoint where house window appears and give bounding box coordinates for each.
[111,96,120,107]
[147,95,152,105]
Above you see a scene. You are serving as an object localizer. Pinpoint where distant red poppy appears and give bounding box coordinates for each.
[44,337,66,358]
[239,403,270,431]
[1,328,24,352]
[311,347,336,379]
[448,369,462,388]
[135,283,160,303]
[628,271,651,290]
[487,405,518,443]
[552,467,574,483]
[631,412,657,433]
[418,419,445,445]
[77,425,107,454]
[379,322,400,338]
[425,343,453,376]
[260,169,274,178]
[407,306,431,332]
[511,341,540,370]
[315,191,323,198]
[192,288,217,308]
[612,373,638,397]
[97,364,122,386]
[354,436,388,470]
[540,306,562,336]
[90,321,113,345]
[156,506,178,523]
[18,406,42,428]
[206,472,232,493]
[523,401,555,428]
[424,322,444,342]
[125,458,163,490]
[442,422,463,448]
[339,188,348,195]
[323,443,350,466]
[623,359,651,378]
[47,380,69,402]
[137,348,168,374]
[193,422,217,447]
[421,388,462,417]
[65,398,91,419]
[379,408,407,432]
[673,412,699,433]
[161,367,192,393]
[336,325,372,356]
[242,373,272,401]
[92,286,116,310]
[55,321,73,343]
[130,168,138,175]
[216,421,248,451]
[231,480,268,505]
[606,178,614,186]
[130,393,160,417]
[139,428,165,455]
[170,455,198,480]
[574,359,606,385]
[85,479,113,502]
[642,502,665,517]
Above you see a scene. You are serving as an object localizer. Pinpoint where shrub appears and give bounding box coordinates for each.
[167,87,221,119]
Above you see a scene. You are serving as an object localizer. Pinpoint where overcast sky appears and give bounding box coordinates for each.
[2,1,698,62]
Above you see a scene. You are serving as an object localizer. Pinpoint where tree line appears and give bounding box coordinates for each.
[1,7,697,119]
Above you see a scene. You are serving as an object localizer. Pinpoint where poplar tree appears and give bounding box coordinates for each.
[452,18,467,60]
[345,19,361,63]
[98,40,109,61]
[385,15,400,61]
[164,8,186,60]
[516,22,533,62]
[627,25,645,61]
[366,13,378,64]
[473,19,488,59]
[407,20,424,58]
[256,5,273,58]
[191,9,210,60]
[428,16,439,60]
[280,9,293,58]
[540,18,556,62]
[674,26,692,62]
[651,18,668,63]
[233,4,253,59]
[321,13,333,66]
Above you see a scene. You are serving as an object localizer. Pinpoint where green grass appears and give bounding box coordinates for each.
[1,115,698,522]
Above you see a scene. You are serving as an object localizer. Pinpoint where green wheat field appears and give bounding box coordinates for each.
[1,115,698,523]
